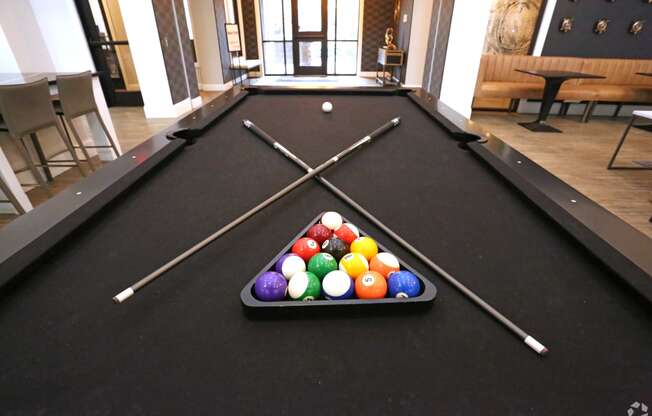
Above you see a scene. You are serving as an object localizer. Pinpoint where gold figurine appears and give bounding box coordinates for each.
[384,27,397,50]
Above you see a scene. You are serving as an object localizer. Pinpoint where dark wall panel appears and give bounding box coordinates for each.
[152,0,188,103]
[422,0,455,97]
[361,0,395,71]
[241,0,259,59]
[542,1,652,59]
[213,0,235,82]
[174,0,200,98]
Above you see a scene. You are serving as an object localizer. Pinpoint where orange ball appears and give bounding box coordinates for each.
[369,252,400,278]
[355,271,387,299]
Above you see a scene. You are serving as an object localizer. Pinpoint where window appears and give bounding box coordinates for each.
[259,0,359,75]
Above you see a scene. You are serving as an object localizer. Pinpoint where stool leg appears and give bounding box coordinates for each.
[13,135,52,196]
[0,174,26,215]
[93,110,121,157]
[63,115,96,171]
[54,120,86,177]
[607,116,636,169]
[581,101,596,123]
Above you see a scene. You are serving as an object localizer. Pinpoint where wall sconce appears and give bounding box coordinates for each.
[594,18,610,34]
[560,17,574,32]
[630,20,645,34]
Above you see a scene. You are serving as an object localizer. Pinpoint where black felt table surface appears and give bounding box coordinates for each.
[1,94,651,415]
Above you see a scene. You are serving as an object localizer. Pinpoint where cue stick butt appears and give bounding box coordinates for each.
[113,287,135,304]
[524,336,548,355]
[392,117,401,125]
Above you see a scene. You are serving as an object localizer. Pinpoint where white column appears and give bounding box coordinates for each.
[403,0,435,87]
[439,0,492,118]
[188,0,225,90]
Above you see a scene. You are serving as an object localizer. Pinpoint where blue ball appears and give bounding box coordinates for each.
[387,271,421,298]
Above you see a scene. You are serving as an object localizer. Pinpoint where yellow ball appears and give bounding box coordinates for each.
[339,252,369,279]
[350,236,378,261]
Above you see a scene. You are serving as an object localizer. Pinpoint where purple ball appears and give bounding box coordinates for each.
[254,271,287,301]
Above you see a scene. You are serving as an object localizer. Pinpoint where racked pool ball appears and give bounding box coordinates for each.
[292,237,320,262]
[254,271,287,301]
[307,252,338,280]
[334,223,359,244]
[387,271,421,298]
[288,271,321,301]
[350,236,378,261]
[275,253,306,280]
[321,237,349,261]
[339,252,369,279]
[321,211,343,231]
[355,271,388,299]
[306,223,332,245]
[322,270,354,300]
[369,252,400,278]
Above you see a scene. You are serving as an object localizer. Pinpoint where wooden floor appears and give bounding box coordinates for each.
[472,111,652,239]
[0,91,221,228]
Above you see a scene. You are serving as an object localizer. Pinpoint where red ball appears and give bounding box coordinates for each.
[306,224,332,245]
[291,237,320,262]
[334,223,359,244]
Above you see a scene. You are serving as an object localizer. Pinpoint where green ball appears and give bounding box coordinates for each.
[288,271,321,301]
[307,253,338,280]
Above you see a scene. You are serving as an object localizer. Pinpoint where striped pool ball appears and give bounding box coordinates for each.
[339,252,369,280]
[369,252,400,278]
[322,270,354,300]
[334,223,359,244]
[288,271,321,301]
[275,253,306,280]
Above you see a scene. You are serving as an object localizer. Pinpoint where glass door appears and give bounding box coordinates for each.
[291,0,327,76]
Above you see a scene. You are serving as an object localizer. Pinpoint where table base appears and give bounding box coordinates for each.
[518,121,562,133]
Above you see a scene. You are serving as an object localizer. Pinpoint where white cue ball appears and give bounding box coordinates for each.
[322,101,333,113]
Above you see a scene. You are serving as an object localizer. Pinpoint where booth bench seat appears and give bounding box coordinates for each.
[474,55,652,118]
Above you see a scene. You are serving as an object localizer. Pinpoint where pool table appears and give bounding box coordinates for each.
[1,87,651,415]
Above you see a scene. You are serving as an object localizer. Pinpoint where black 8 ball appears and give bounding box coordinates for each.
[321,237,349,262]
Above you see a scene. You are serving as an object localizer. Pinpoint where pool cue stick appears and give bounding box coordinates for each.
[243,120,549,356]
[112,117,401,304]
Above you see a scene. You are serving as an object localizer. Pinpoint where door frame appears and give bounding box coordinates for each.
[291,0,327,76]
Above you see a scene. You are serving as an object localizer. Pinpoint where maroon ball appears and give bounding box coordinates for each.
[306,224,332,245]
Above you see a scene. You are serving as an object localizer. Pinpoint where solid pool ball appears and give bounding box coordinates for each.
[321,237,349,261]
[288,271,321,301]
[292,237,320,262]
[387,271,421,298]
[350,236,378,261]
[321,211,343,230]
[339,252,369,279]
[307,252,338,280]
[334,223,359,244]
[355,271,388,299]
[322,101,333,113]
[254,271,287,301]
[322,270,354,300]
[306,224,332,245]
[275,253,306,280]
[369,252,400,278]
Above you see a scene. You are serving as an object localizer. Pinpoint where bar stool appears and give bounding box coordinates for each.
[0,78,86,196]
[0,173,26,215]
[56,71,121,167]
[607,110,652,170]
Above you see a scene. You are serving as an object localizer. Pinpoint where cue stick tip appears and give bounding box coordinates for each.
[113,288,135,304]
[242,120,253,128]
[524,335,548,356]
